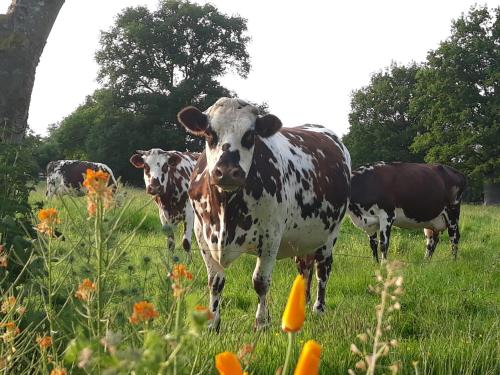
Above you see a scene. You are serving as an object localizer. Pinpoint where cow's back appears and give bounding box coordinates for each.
[351,163,464,223]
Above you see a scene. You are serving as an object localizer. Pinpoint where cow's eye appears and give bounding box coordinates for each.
[162,163,169,173]
[205,128,218,148]
[241,130,255,149]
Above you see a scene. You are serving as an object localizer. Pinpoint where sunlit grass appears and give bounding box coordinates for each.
[27,183,500,374]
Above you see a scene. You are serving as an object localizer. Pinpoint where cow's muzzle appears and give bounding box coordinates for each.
[211,164,246,191]
[147,179,163,195]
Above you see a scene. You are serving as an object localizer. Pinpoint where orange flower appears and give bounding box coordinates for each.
[281,275,306,333]
[36,208,61,236]
[194,305,214,319]
[36,335,52,350]
[1,296,16,313]
[215,352,243,375]
[83,169,110,194]
[75,279,95,302]
[50,368,68,375]
[129,301,159,324]
[293,340,321,375]
[83,169,113,216]
[1,321,20,342]
[170,264,193,281]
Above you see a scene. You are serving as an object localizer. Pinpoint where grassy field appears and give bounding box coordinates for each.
[27,184,500,374]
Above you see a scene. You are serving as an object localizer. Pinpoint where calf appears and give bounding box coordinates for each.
[129,149,199,253]
[46,160,116,197]
[177,97,351,330]
[348,162,466,261]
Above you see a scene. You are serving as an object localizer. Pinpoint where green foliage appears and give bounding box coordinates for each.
[40,0,251,185]
[0,141,37,286]
[343,63,425,168]
[411,6,500,185]
[15,184,498,374]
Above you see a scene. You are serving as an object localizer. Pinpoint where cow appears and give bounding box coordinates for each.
[129,149,199,253]
[348,162,466,262]
[46,160,117,198]
[177,97,351,330]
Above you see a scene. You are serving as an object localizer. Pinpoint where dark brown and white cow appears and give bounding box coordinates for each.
[348,162,466,261]
[129,149,199,253]
[177,97,351,330]
[46,160,117,197]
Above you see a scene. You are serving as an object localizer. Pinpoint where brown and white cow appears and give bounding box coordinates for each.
[129,149,199,253]
[46,160,117,197]
[348,162,466,261]
[177,97,351,330]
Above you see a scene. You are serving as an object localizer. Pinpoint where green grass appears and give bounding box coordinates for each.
[30,184,500,374]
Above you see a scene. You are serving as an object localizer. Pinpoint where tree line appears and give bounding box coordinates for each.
[31,2,499,201]
[343,5,499,202]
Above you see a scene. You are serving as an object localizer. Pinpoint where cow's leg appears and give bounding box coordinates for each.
[159,208,175,252]
[369,233,379,262]
[379,211,395,261]
[447,204,461,259]
[199,246,225,331]
[253,248,278,330]
[181,206,194,254]
[294,254,314,303]
[424,228,440,258]
[313,236,336,314]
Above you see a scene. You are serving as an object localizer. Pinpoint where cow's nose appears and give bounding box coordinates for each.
[147,179,162,195]
[211,165,245,190]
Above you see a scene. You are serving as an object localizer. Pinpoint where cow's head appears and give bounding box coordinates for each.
[178,98,282,192]
[129,149,182,195]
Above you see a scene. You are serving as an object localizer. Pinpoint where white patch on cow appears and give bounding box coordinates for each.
[204,98,259,177]
[348,204,448,235]
[46,160,116,198]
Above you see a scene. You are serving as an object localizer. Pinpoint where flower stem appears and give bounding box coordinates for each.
[282,332,295,375]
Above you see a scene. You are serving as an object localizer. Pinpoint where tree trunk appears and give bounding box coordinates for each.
[484,181,500,205]
[0,0,65,143]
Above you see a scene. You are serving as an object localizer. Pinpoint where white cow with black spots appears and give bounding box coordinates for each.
[177,97,351,330]
[130,149,198,253]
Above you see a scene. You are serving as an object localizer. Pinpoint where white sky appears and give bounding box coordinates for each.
[1,0,496,137]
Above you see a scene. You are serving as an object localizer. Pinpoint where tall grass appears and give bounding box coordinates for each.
[1,183,497,374]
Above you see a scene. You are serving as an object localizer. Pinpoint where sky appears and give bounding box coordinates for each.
[1,0,497,137]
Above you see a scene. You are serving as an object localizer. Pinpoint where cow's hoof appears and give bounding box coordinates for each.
[312,302,325,314]
[208,319,221,333]
[253,320,270,331]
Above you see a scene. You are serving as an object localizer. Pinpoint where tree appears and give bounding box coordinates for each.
[411,6,500,203]
[343,63,425,168]
[0,0,65,143]
[95,0,250,151]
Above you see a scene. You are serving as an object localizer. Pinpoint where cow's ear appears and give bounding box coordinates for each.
[167,153,182,167]
[255,114,282,138]
[177,106,208,135]
[130,154,144,168]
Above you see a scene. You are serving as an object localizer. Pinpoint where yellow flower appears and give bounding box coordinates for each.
[36,208,61,236]
[50,368,68,375]
[293,340,321,375]
[36,335,52,350]
[1,296,16,313]
[75,279,95,302]
[215,352,243,375]
[281,275,306,333]
[129,301,159,324]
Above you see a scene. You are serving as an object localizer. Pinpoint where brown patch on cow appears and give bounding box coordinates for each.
[351,163,466,222]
